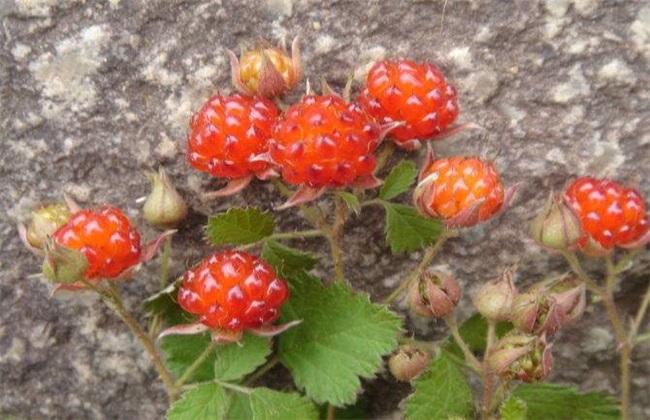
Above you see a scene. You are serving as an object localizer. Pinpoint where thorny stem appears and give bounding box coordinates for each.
[160,235,173,288]
[174,341,218,388]
[382,230,453,305]
[482,319,498,419]
[373,142,395,175]
[630,284,650,344]
[328,194,348,283]
[443,316,482,373]
[603,255,631,420]
[326,403,336,420]
[562,251,631,420]
[101,283,178,402]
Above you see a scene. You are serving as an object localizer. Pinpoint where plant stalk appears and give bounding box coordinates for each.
[383,231,452,304]
[444,316,482,372]
[174,341,218,388]
[102,283,178,402]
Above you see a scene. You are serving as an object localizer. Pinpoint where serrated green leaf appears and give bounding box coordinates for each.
[261,241,318,278]
[206,207,275,246]
[443,314,512,359]
[379,160,418,200]
[142,280,188,325]
[511,383,619,420]
[278,274,402,406]
[338,191,362,215]
[161,333,216,383]
[227,393,253,419]
[233,388,319,420]
[404,353,474,420]
[383,202,443,253]
[214,334,272,382]
[167,383,229,420]
[500,397,528,420]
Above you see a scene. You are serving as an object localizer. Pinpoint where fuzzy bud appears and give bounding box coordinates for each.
[530,193,583,251]
[511,291,563,336]
[143,168,188,229]
[408,271,461,319]
[489,333,553,383]
[229,38,301,98]
[472,267,518,321]
[25,203,71,249]
[532,277,586,329]
[42,240,89,284]
[388,345,431,382]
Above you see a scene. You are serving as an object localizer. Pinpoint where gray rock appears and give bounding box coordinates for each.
[1,0,648,418]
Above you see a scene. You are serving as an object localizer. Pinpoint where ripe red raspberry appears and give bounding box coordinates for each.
[52,206,141,279]
[564,177,649,253]
[414,156,506,227]
[269,95,381,187]
[358,59,459,149]
[178,251,289,332]
[187,94,280,179]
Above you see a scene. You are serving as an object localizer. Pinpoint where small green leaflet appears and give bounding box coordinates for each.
[338,191,362,215]
[233,388,319,420]
[261,241,318,277]
[167,383,229,420]
[404,353,474,420]
[142,280,187,325]
[500,397,528,420]
[278,274,401,406]
[379,160,418,200]
[511,383,620,419]
[213,334,272,382]
[206,207,275,246]
[161,333,216,383]
[383,202,443,253]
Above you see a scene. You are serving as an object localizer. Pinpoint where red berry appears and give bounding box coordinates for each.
[564,177,649,251]
[52,206,141,279]
[270,95,381,187]
[187,94,281,179]
[178,251,289,332]
[414,157,505,226]
[358,59,459,148]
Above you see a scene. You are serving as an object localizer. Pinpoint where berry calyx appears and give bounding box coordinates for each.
[52,206,141,279]
[414,153,511,227]
[270,95,382,188]
[187,94,281,181]
[178,251,289,333]
[358,59,459,150]
[564,176,649,254]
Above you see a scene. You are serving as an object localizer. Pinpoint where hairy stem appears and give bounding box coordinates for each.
[239,229,325,250]
[102,283,178,402]
[373,142,395,175]
[444,316,482,373]
[630,284,650,343]
[328,194,348,283]
[383,231,452,304]
[160,235,173,288]
[603,255,631,420]
[326,403,336,420]
[174,341,218,388]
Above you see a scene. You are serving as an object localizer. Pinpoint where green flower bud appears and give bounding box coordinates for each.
[143,168,188,229]
[530,193,583,250]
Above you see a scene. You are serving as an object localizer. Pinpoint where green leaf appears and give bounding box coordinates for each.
[227,393,254,419]
[404,353,474,420]
[142,280,187,325]
[248,389,318,419]
[500,397,528,420]
[338,191,362,215]
[206,207,275,246]
[214,334,272,382]
[278,274,402,406]
[167,383,229,420]
[379,160,418,200]
[443,314,512,359]
[261,241,318,278]
[161,333,216,383]
[383,203,443,253]
[511,383,620,419]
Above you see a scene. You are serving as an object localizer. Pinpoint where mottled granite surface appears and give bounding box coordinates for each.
[1,0,648,418]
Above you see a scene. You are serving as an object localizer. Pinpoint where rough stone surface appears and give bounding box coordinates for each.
[1,0,648,418]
